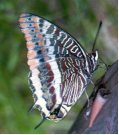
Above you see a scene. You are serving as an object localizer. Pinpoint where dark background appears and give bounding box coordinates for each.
[0,0,117,133]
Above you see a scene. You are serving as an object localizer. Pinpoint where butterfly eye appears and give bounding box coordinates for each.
[92,53,96,57]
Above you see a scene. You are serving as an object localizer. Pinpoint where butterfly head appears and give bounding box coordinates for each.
[90,50,98,71]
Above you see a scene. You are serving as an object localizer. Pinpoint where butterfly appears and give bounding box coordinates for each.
[18,13,101,128]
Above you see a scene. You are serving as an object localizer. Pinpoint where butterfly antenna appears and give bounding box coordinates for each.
[92,21,102,52]
[92,21,108,69]
[34,116,46,129]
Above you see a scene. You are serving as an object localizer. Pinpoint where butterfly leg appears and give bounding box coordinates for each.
[84,95,93,120]
[90,80,95,87]
[84,80,96,119]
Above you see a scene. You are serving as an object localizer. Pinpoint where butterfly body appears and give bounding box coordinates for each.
[19,13,98,121]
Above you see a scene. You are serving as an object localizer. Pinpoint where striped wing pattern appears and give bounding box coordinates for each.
[18,13,91,120]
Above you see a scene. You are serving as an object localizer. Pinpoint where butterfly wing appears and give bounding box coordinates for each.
[18,13,90,120]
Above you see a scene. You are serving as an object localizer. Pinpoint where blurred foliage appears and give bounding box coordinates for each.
[0,0,117,134]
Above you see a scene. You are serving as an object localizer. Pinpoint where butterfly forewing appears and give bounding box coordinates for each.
[18,13,93,120]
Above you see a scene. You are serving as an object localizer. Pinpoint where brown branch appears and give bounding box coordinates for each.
[69,61,118,134]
